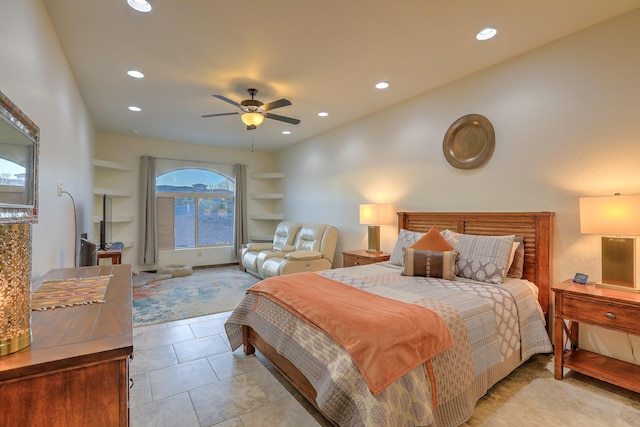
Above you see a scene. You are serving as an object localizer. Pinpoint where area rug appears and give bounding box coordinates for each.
[132,266,259,326]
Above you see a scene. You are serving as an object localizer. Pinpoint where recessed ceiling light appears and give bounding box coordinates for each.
[128,106,142,112]
[318,112,329,117]
[282,130,291,135]
[127,0,152,13]
[127,70,144,79]
[375,81,390,89]
[476,27,497,41]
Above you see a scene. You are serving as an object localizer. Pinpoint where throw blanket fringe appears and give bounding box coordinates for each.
[248,272,454,395]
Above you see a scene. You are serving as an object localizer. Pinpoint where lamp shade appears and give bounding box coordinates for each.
[580,194,640,235]
[241,112,265,127]
[359,203,393,225]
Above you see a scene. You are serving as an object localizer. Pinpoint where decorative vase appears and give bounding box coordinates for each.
[0,223,32,356]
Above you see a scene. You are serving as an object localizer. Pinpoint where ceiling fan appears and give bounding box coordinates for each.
[201,88,301,130]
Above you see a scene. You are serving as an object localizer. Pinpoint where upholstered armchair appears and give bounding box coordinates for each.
[240,222,338,279]
[240,222,301,278]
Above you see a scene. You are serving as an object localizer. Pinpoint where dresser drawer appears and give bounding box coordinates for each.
[562,294,640,332]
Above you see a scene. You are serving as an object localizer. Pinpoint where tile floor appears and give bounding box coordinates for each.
[130,312,331,427]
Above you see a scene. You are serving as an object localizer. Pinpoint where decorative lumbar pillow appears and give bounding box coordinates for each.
[506,237,525,279]
[401,248,457,280]
[389,229,425,265]
[442,230,515,284]
[410,225,454,251]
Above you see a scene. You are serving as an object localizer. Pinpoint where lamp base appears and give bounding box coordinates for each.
[0,330,31,356]
[601,236,636,291]
[366,225,382,253]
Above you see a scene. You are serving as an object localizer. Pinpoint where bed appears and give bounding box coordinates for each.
[225,211,554,426]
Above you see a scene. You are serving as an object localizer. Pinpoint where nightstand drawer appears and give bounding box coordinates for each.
[342,250,390,268]
[563,294,640,332]
[343,253,371,267]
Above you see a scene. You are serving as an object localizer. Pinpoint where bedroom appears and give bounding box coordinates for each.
[1,0,640,425]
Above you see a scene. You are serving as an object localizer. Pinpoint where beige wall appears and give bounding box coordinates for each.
[95,134,276,271]
[276,10,640,363]
[1,0,95,278]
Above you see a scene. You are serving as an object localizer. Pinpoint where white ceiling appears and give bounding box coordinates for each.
[43,0,640,151]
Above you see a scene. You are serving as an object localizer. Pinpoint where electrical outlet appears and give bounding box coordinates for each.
[57,182,63,197]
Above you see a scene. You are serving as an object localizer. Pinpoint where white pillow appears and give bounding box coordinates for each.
[442,230,515,284]
[389,229,425,265]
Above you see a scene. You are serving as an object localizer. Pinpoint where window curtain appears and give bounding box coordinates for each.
[139,156,158,265]
[233,163,247,257]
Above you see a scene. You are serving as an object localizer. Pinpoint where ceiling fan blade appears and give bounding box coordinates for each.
[212,94,241,108]
[265,112,301,125]
[201,112,239,118]
[262,98,292,111]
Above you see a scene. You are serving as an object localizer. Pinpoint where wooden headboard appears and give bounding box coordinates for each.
[397,211,554,317]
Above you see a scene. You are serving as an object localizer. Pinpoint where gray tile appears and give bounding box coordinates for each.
[174,334,231,363]
[207,350,264,381]
[190,317,228,338]
[149,358,218,401]
[239,396,323,427]
[144,324,196,349]
[131,344,178,376]
[130,373,152,408]
[190,373,271,426]
[130,392,200,427]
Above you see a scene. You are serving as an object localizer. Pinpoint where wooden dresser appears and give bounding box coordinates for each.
[0,265,133,426]
[553,279,640,392]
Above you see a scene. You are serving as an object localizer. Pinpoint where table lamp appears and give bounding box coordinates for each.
[579,194,640,292]
[359,203,392,253]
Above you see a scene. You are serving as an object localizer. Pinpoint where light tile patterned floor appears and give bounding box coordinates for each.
[131,312,640,427]
[130,312,331,427]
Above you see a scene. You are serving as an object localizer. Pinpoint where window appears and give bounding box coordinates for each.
[156,168,234,250]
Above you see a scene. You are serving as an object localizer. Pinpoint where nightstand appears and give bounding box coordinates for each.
[552,279,640,392]
[342,249,390,267]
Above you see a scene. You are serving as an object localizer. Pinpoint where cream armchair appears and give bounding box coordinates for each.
[240,222,301,277]
[241,223,339,279]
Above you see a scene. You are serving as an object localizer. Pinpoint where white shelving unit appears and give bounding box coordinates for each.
[93,159,134,251]
[249,172,284,242]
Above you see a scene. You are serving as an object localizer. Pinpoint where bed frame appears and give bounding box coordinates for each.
[242,211,555,421]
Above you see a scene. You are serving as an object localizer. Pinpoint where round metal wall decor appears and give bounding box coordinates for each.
[443,114,495,169]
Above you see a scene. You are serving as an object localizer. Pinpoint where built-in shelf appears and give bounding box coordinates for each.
[250,193,283,200]
[93,159,133,172]
[250,214,284,220]
[92,215,134,223]
[251,172,284,179]
[93,187,134,197]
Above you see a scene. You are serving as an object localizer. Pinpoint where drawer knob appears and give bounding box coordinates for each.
[606,312,616,319]
[354,261,359,265]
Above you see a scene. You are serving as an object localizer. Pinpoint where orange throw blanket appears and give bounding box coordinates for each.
[248,272,454,395]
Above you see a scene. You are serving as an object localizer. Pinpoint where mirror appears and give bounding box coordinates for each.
[0,91,39,224]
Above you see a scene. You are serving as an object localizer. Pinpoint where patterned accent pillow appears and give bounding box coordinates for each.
[401,248,457,280]
[389,229,424,265]
[507,237,525,279]
[442,230,515,284]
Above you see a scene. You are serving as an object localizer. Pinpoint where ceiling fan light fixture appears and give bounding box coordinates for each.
[241,112,265,127]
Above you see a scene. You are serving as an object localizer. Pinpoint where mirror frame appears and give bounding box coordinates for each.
[0,90,39,224]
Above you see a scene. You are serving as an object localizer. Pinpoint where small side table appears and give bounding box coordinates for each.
[97,250,122,265]
[342,249,390,267]
[552,279,640,392]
